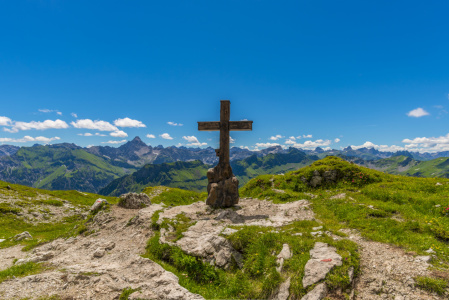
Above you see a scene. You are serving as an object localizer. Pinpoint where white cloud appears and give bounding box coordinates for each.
[5,119,69,133]
[303,134,313,138]
[57,112,62,116]
[287,139,332,150]
[114,117,146,128]
[407,107,430,118]
[167,121,183,126]
[255,142,280,148]
[182,135,207,146]
[71,113,78,118]
[288,136,296,140]
[110,130,128,138]
[0,116,12,126]
[230,137,235,144]
[95,133,107,136]
[0,136,60,143]
[269,135,283,141]
[239,146,250,150]
[351,141,406,152]
[334,138,341,143]
[77,133,93,136]
[39,109,62,115]
[101,140,127,144]
[160,133,173,140]
[146,134,156,138]
[71,119,118,131]
[86,145,94,148]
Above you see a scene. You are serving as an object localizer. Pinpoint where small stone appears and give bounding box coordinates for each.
[274,277,291,300]
[292,233,303,236]
[6,185,11,190]
[415,255,431,263]
[330,193,346,200]
[435,204,441,208]
[0,239,5,243]
[312,226,323,231]
[93,248,106,258]
[424,248,435,254]
[102,241,116,251]
[311,231,323,237]
[301,283,328,300]
[119,193,152,209]
[436,182,442,186]
[91,198,108,212]
[13,231,32,241]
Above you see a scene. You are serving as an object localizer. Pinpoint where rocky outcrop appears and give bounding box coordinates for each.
[301,170,339,187]
[303,242,342,288]
[301,283,328,300]
[118,193,151,209]
[91,198,109,212]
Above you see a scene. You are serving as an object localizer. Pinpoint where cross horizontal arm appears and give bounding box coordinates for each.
[198,121,220,131]
[229,121,253,131]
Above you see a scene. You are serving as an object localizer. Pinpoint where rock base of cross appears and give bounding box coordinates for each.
[206,163,239,208]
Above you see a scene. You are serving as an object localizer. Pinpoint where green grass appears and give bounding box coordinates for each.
[160,213,196,242]
[0,262,43,283]
[119,287,140,300]
[143,186,206,206]
[415,276,448,295]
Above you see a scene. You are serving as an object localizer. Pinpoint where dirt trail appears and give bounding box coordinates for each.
[340,229,445,300]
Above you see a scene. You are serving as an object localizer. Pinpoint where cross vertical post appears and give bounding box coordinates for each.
[198,100,253,208]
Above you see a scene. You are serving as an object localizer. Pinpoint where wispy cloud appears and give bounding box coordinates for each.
[407,107,429,118]
[4,119,69,133]
[269,135,284,141]
[160,133,173,140]
[146,134,156,138]
[255,142,280,148]
[0,136,61,143]
[334,138,340,143]
[71,119,118,131]
[101,140,127,144]
[114,117,146,128]
[285,139,331,149]
[167,121,183,126]
[71,113,78,118]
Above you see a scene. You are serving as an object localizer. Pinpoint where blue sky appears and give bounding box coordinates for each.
[1,1,448,153]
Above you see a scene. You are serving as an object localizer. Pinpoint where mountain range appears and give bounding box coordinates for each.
[1,136,449,194]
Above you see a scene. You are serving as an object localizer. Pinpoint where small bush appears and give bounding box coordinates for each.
[0,203,21,214]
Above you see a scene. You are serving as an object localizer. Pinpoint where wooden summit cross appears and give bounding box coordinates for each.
[198,100,253,207]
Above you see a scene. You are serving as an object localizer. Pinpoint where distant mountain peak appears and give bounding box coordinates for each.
[344,146,353,151]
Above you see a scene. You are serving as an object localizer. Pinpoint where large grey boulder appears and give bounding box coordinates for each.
[302,242,342,288]
[119,193,152,209]
[206,164,239,208]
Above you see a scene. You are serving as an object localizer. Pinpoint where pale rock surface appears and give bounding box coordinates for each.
[0,206,204,300]
[90,198,108,212]
[118,192,151,209]
[303,242,342,288]
[271,277,291,300]
[13,231,32,241]
[330,193,346,199]
[276,244,292,273]
[301,283,328,300]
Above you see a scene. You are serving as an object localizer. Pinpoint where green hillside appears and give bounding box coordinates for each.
[241,156,449,262]
[99,160,210,196]
[0,180,118,250]
[403,157,449,178]
[0,144,136,193]
[100,149,319,196]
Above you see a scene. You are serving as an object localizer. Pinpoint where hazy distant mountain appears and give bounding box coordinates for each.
[0,145,20,157]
